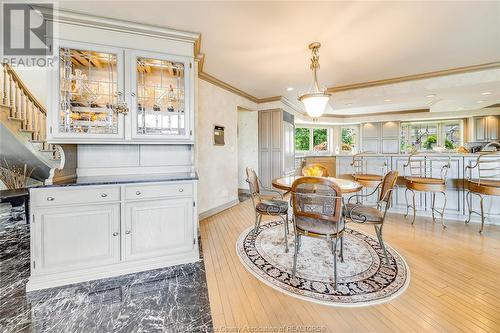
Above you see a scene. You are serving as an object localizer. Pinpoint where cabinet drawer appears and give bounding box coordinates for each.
[125,182,192,200]
[31,186,120,207]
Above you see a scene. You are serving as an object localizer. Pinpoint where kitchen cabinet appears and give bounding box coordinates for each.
[27,180,198,291]
[48,40,194,144]
[124,198,194,261]
[474,116,499,142]
[258,109,295,188]
[360,121,400,153]
[32,203,121,275]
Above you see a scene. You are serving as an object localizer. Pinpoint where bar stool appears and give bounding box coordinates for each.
[404,153,450,228]
[351,152,388,202]
[465,152,500,233]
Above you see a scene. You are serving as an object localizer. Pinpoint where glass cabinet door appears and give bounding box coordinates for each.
[58,44,124,138]
[131,52,190,139]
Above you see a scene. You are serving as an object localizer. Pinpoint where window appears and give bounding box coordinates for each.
[295,127,330,153]
[400,120,463,152]
[341,127,357,152]
[313,128,328,151]
[295,128,310,151]
[443,122,461,149]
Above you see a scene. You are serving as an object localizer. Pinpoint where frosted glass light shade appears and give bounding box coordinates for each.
[298,93,331,118]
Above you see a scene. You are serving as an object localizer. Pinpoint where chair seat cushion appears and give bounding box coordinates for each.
[294,215,340,235]
[354,174,382,181]
[345,203,383,223]
[468,179,500,187]
[256,200,288,214]
[406,177,444,184]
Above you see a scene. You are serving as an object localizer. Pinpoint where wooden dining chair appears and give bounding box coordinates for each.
[464,152,500,233]
[246,167,289,252]
[301,163,329,177]
[345,171,399,264]
[290,177,345,290]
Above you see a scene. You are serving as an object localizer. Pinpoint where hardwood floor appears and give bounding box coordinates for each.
[200,199,500,333]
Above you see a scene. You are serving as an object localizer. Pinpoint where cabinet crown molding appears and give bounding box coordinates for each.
[34,6,200,44]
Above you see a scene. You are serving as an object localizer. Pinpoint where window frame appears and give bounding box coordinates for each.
[295,126,331,154]
[340,125,359,154]
[400,119,464,152]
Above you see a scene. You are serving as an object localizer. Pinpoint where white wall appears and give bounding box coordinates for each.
[237,108,258,190]
[13,67,48,108]
[197,79,256,214]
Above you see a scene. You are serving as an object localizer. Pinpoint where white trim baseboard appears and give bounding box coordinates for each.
[199,199,240,220]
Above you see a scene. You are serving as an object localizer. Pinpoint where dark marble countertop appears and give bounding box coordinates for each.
[34,172,199,188]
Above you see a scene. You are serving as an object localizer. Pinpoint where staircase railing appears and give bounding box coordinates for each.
[1,63,49,149]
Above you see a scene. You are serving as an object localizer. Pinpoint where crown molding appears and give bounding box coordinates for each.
[321,108,430,119]
[198,71,284,104]
[198,71,260,103]
[326,62,500,93]
[34,6,200,43]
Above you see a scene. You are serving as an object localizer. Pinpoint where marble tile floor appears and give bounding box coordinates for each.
[0,204,213,333]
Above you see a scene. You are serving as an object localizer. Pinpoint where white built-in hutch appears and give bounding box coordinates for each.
[27,8,200,291]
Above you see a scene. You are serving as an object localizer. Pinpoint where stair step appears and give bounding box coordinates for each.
[39,149,57,153]
[29,140,45,143]
[19,129,35,133]
[8,117,23,122]
[0,104,12,109]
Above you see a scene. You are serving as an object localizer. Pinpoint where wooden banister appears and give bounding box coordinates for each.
[2,63,46,115]
[1,63,48,143]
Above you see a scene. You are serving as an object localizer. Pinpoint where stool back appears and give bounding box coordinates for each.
[466,152,500,184]
[404,153,450,181]
[351,152,387,178]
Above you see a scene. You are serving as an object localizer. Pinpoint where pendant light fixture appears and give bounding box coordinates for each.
[298,42,331,118]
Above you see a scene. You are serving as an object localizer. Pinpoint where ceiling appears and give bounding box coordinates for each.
[56,1,500,114]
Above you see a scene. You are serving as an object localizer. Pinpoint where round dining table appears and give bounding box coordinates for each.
[272,176,363,194]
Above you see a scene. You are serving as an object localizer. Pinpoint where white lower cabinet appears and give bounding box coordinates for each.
[124,198,194,261]
[33,203,121,274]
[27,180,198,291]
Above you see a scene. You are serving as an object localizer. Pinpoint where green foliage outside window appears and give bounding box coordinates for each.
[313,129,328,151]
[341,128,355,151]
[295,128,310,151]
[423,135,437,150]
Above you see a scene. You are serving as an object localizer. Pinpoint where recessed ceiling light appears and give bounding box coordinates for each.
[286,87,294,91]
[476,100,485,103]
[384,99,391,102]
[481,91,492,95]
[345,103,353,106]
[426,94,436,98]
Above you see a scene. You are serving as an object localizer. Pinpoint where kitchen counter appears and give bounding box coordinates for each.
[36,172,199,188]
[297,152,500,225]
[296,152,489,158]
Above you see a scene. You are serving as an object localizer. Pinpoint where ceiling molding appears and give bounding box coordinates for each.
[326,62,500,93]
[198,71,283,104]
[36,6,200,43]
[198,71,260,103]
[322,108,430,119]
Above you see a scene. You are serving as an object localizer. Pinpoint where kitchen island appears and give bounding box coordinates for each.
[297,153,500,225]
[27,173,199,291]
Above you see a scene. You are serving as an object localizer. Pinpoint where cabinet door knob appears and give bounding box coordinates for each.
[179,188,184,192]
[131,92,136,97]
[125,230,131,234]
[136,191,141,195]
[47,197,55,201]
[112,232,119,236]
[101,193,108,198]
